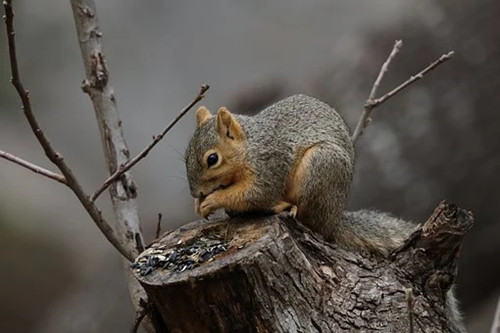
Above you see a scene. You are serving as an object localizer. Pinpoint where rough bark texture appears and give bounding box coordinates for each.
[70,0,144,257]
[70,0,152,330]
[134,201,473,332]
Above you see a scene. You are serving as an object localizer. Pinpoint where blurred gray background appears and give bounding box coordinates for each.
[1,1,498,332]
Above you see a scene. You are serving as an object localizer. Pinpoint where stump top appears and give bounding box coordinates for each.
[134,214,280,285]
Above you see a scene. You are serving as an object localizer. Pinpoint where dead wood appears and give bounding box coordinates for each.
[133,201,472,332]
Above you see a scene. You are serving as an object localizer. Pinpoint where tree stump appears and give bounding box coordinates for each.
[133,201,473,332]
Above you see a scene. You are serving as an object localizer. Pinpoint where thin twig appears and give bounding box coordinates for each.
[90,84,210,202]
[351,38,454,144]
[491,296,500,333]
[3,0,57,163]
[369,40,403,102]
[3,0,134,262]
[0,150,67,184]
[130,298,153,333]
[405,288,415,333]
[352,40,402,143]
[371,51,454,108]
[155,213,163,239]
[130,310,148,333]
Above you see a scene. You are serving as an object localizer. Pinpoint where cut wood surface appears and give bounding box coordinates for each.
[134,201,473,332]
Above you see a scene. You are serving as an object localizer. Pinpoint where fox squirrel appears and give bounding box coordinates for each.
[185,94,416,256]
[185,94,465,332]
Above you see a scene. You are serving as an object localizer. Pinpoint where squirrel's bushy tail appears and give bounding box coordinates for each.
[340,210,417,256]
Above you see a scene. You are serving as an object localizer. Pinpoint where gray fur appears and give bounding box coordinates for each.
[342,210,417,256]
[446,286,467,333]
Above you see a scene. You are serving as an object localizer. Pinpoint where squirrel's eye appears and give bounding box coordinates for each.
[206,153,219,167]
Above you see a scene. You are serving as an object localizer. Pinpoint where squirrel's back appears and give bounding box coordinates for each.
[239,94,354,159]
[235,95,355,215]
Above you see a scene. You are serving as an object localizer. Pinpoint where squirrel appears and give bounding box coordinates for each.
[185,94,465,332]
[185,94,416,256]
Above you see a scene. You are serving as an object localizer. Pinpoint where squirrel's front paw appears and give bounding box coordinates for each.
[199,193,220,218]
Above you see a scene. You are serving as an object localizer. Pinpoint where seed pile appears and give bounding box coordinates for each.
[132,236,228,276]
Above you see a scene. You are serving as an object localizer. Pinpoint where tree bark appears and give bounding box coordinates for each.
[134,201,473,332]
[69,0,152,330]
[70,0,144,258]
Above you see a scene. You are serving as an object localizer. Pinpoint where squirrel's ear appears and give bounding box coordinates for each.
[196,106,212,128]
[216,107,244,141]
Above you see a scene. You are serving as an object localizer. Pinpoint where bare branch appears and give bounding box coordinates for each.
[130,311,147,333]
[371,51,454,108]
[71,1,165,330]
[90,84,209,202]
[3,0,134,262]
[155,213,163,239]
[491,296,500,333]
[351,38,454,144]
[352,40,402,143]
[130,298,155,333]
[0,150,67,184]
[368,40,403,102]
[3,0,60,167]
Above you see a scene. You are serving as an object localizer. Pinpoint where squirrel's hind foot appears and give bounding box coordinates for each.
[273,201,298,218]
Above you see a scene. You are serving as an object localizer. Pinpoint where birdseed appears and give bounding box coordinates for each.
[131,236,228,276]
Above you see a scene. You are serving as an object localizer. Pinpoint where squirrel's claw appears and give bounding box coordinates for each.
[195,197,212,218]
[194,198,202,216]
[198,194,219,218]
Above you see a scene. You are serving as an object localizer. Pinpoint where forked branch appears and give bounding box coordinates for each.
[352,40,454,144]
[367,39,403,103]
[2,0,134,262]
